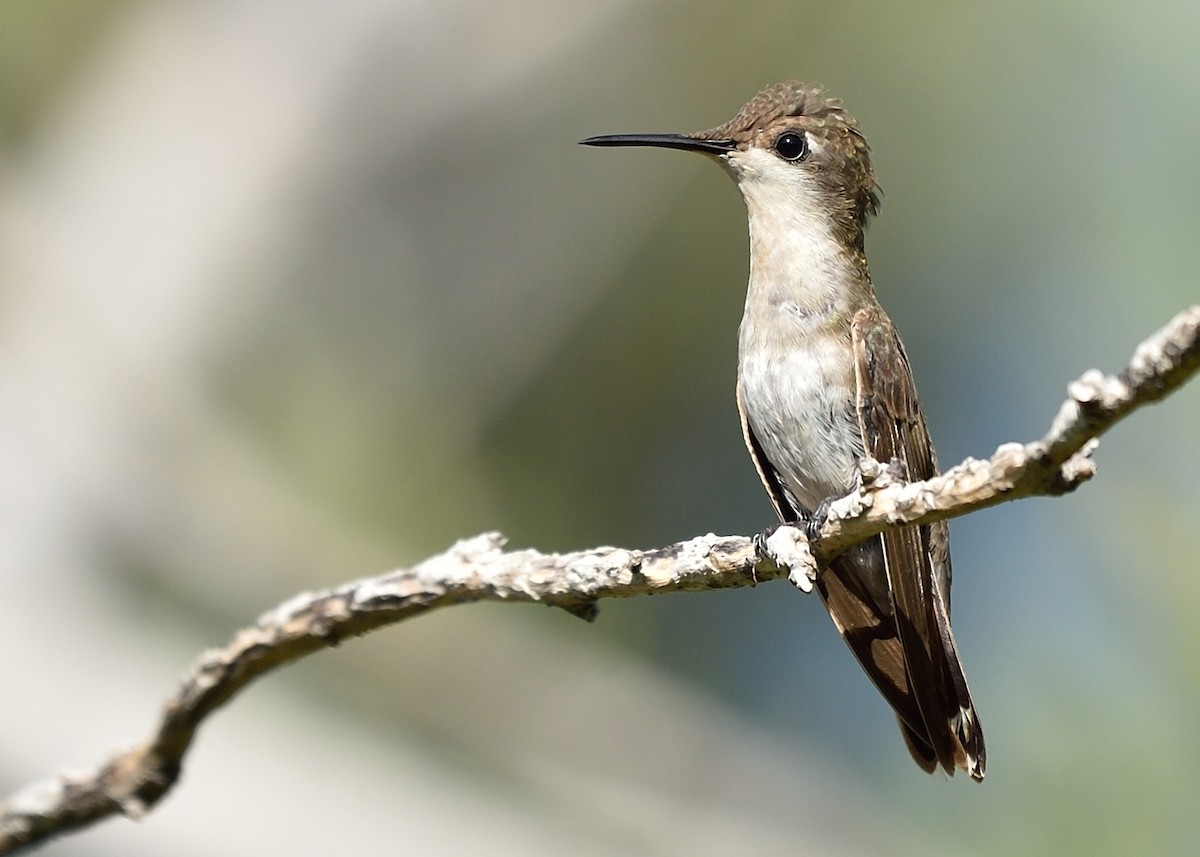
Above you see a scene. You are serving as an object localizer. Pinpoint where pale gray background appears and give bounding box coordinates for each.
[2,1,1198,855]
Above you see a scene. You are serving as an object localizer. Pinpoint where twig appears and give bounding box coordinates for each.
[2,304,1197,855]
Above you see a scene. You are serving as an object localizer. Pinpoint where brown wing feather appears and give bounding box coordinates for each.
[850,305,984,780]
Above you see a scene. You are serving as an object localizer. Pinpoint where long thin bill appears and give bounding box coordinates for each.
[579,133,735,155]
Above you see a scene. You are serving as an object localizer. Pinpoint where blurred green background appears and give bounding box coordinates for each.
[2,1,1198,855]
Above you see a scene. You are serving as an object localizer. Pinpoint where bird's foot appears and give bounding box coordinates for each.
[754,522,818,593]
[805,496,836,546]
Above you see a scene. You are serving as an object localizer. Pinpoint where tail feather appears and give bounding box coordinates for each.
[819,534,985,780]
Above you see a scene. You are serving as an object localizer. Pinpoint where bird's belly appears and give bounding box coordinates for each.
[739,343,862,513]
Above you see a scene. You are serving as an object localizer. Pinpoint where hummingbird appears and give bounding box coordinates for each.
[582,81,984,780]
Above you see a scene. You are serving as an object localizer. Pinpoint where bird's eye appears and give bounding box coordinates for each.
[773,131,809,162]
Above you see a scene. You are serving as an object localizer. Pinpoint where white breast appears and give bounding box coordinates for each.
[738,331,862,513]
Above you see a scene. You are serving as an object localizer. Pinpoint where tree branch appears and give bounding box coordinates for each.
[2,304,1197,855]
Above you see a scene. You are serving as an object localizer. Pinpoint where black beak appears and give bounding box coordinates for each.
[579,133,736,156]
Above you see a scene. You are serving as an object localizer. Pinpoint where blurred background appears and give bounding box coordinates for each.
[2,1,1198,854]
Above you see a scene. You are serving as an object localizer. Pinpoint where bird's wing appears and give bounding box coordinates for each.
[850,304,985,780]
